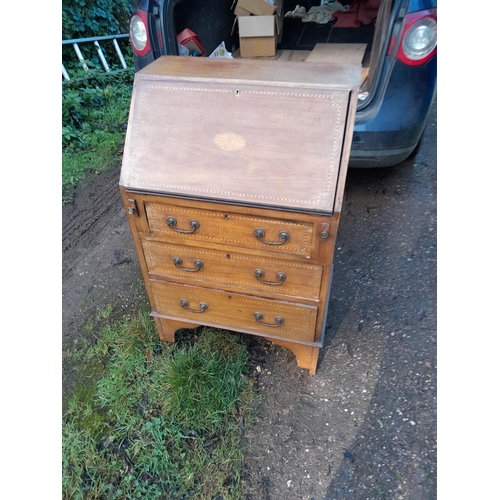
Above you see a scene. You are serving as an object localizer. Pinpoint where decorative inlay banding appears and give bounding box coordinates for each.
[151,282,316,341]
[142,241,321,297]
[127,85,347,211]
[146,205,313,255]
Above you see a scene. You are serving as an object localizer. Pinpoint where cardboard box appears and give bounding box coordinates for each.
[235,0,276,16]
[238,15,278,57]
[235,0,283,58]
[234,5,251,16]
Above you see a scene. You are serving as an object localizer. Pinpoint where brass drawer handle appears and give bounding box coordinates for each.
[254,269,287,286]
[173,256,204,272]
[254,312,284,328]
[166,216,200,234]
[180,299,208,313]
[254,228,290,246]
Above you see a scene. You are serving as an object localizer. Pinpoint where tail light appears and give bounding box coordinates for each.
[396,9,437,66]
[129,10,151,56]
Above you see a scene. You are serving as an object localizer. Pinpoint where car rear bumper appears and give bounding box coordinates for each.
[349,58,436,167]
[133,52,156,72]
[348,143,418,168]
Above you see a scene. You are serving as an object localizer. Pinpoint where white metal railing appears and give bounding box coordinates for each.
[62,34,133,83]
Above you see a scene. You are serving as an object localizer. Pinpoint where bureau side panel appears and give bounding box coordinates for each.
[120,186,158,312]
[312,212,340,343]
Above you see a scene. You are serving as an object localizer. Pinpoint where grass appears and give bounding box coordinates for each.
[62,310,257,500]
[62,70,134,204]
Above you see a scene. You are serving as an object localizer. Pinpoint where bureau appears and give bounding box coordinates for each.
[120,56,360,375]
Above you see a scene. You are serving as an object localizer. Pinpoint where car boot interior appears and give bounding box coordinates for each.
[173,0,392,94]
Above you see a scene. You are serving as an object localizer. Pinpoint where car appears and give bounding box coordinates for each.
[128,0,436,168]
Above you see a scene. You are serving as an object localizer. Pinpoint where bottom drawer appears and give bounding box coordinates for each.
[149,280,318,342]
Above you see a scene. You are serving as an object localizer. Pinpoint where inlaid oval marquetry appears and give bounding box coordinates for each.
[213,132,246,152]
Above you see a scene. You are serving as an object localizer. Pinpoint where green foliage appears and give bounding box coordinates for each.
[62,1,135,79]
[62,71,133,202]
[62,71,132,145]
[62,1,137,202]
[62,0,135,40]
[62,313,256,499]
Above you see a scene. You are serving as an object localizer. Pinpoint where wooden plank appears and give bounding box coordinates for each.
[306,43,367,65]
[361,67,369,85]
[275,49,311,62]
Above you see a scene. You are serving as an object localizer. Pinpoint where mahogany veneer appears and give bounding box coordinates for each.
[120,56,360,375]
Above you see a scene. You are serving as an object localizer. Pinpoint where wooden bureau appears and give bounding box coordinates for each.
[120,56,360,375]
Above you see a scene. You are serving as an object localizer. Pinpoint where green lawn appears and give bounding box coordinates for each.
[63,310,257,499]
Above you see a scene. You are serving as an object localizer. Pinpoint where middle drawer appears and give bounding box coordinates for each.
[142,240,323,301]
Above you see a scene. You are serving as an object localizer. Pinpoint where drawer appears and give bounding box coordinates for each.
[142,241,323,300]
[149,281,318,342]
[144,202,314,257]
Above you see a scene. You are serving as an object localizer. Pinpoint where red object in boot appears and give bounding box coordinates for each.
[177,28,206,56]
[334,0,380,28]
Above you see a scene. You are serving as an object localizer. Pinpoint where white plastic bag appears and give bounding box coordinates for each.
[209,41,233,58]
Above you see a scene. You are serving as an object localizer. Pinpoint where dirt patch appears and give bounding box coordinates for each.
[62,102,436,499]
[62,165,148,343]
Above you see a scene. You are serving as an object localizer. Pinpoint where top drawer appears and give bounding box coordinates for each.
[144,202,314,258]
